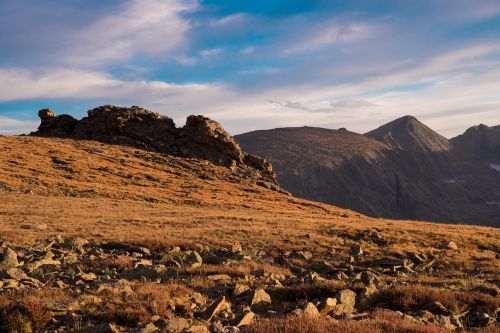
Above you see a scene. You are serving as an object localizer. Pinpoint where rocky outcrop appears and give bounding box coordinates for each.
[33,105,283,192]
[37,108,78,137]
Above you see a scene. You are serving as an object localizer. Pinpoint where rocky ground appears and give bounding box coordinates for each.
[0,236,498,332]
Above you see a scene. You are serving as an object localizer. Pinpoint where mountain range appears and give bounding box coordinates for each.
[236,116,500,227]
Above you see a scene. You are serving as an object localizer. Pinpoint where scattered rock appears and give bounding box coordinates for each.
[318,298,337,315]
[202,296,231,321]
[232,309,254,327]
[84,322,120,333]
[350,244,363,257]
[303,302,320,318]
[250,288,272,312]
[140,322,158,333]
[439,241,458,250]
[101,242,151,255]
[231,242,243,254]
[64,237,89,253]
[5,267,28,280]
[423,301,453,316]
[334,289,357,314]
[164,317,190,333]
[185,251,203,269]
[0,247,19,272]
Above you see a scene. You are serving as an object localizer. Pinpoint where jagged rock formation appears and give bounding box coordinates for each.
[236,116,500,226]
[33,105,284,192]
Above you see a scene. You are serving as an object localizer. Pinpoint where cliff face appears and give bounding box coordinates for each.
[33,105,285,193]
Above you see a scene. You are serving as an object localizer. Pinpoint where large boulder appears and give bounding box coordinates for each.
[179,115,245,166]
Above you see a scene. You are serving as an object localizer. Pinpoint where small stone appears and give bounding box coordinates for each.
[350,244,363,257]
[64,237,89,253]
[233,283,250,297]
[231,242,243,253]
[101,242,151,255]
[5,267,29,280]
[2,279,19,289]
[303,302,320,318]
[423,301,453,316]
[250,288,271,312]
[185,251,203,269]
[202,296,231,321]
[84,322,120,333]
[334,289,356,314]
[232,309,254,327]
[140,322,158,333]
[207,274,231,282]
[318,298,337,315]
[439,241,458,250]
[0,247,19,272]
[79,272,98,281]
[165,317,190,333]
[186,325,210,333]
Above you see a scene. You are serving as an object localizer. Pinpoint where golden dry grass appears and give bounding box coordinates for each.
[0,136,498,277]
[244,310,450,333]
[0,136,499,332]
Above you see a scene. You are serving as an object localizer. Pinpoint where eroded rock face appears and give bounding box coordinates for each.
[32,105,283,191]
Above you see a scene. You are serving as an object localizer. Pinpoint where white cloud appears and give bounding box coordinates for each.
[330,99,377,108]
[209,13,249,27]
[240,46,256,55]
[66,0,196,66]
[199,48,224,58]
[283,20,384,54]
[0,116,38,135]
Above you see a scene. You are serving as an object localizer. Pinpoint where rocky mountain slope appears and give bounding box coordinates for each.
[236,116,500,227]
[0,108,498,332]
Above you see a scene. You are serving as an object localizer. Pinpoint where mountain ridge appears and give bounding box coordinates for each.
[236,116,500,227]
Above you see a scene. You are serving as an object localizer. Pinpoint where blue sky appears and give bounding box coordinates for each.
[1,0,499,136]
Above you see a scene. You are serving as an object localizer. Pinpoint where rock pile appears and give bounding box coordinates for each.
[0,237,497,332]
[33,105,282,192]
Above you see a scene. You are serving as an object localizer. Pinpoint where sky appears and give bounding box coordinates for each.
[0,0,499,137]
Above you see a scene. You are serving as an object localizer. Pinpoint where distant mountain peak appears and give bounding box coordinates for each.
[365,115,450,153]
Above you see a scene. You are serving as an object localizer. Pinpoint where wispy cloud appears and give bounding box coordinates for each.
[0,0,196,68]
[199,48,225,59]
[0,116,38,135]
